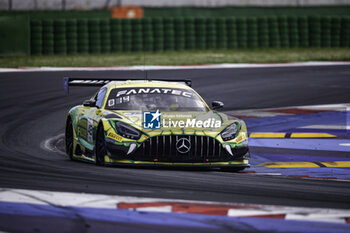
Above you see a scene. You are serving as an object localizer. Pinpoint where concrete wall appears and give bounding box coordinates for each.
[1,0,350,10]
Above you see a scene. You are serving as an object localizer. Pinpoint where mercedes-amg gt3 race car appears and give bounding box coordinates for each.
[64,78,250,171]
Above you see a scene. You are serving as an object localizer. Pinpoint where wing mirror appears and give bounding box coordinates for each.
[83,99,96,107]
[212,101,224,110]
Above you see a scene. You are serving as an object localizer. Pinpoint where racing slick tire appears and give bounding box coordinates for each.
[95,125,107,166]
[65,118,74,160]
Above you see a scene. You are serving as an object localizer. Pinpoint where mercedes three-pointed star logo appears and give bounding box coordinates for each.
[176,138,191,154]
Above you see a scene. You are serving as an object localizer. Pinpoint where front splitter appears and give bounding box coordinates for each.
[104,156,249,168]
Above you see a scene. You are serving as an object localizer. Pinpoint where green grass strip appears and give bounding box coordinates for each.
[0,48,349,68]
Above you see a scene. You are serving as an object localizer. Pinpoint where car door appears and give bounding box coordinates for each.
[87,87,107,146]
[76,87,107,150]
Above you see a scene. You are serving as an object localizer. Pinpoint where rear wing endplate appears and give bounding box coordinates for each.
[64,77,192,94]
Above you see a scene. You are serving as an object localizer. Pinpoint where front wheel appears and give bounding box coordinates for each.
[65,118,74,160]
[95,126,106,166]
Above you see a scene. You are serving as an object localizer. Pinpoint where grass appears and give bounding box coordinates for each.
[0,48,349,68]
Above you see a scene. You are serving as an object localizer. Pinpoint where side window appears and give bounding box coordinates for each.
[95,88,107,108]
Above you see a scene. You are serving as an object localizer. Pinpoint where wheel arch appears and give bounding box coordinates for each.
[94,119,108,150]
[95,119,109,166]
[98,118,113,135]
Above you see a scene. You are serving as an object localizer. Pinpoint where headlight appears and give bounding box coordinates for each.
[115,122,141,140]
[221,123,239,141]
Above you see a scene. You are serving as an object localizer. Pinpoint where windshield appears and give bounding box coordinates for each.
[105,87,208,111]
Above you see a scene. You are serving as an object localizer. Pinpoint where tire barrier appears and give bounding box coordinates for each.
[111,19,123,52]
[66,19,77,54]
[174,18,185,50]
[164,18,175,51]
[30,16,350,55]
[331,17,341,47]
[226,18,237,49]
[152,18,164,51]
[121,19,132,52]
[206,18,216,49]
[143,18,154,51]
[42,19,54,55]
[341,17,350,47]
[247,17,258,48]
[279,16,289,48]
[258,17,269,48]
[53,20,67,54]
[30,20,42,55]
[88,19,101,54]
[216,18,227,49]
[100,19,111,53]
[288,16,299,48]
[77,19,89,54]
[195,18,206,50]
[269,16,280,48]
[309,16,321,47]
[185,18,195,50]
[132,19,143,52]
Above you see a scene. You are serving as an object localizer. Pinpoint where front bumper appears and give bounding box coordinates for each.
[105,138,250,165]
[104,156,250,168]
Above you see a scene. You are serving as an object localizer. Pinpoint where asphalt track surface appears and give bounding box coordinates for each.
[1,65,350,213]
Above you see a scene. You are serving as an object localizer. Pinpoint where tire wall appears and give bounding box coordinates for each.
[26,16,350,55]
[0,16,30,56]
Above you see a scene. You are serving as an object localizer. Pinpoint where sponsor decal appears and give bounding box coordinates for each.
[107,132,123,142]
[87,118,93,142]
[116,88,193,98]
[143,110,161,129]
[162,118,221,128]
[108,96,130,107]
[236,135,243,142]
[143,110,222,129]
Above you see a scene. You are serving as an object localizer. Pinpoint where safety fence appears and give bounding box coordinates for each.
[29,16,350,55]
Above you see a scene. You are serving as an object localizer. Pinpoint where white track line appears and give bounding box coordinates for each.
[226,109,292,117]
[228,103,350,118]
[0,61,350,73]
[300,125,350,130]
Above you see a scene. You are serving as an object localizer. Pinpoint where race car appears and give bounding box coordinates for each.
[64,78,250,171]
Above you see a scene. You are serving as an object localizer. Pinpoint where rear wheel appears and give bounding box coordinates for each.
[65,118,74,160]
[95,125,106,166]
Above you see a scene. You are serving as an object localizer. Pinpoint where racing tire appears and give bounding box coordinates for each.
[220,167,246,172]
[95,125,106,166]
[65,118,74,160]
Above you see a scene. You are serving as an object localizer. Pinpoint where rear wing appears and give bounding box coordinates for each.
[63,77,192,94]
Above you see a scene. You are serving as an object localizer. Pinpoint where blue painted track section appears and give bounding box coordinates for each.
[245,111,348,133]
[249,139,350,152]
[0,201,349,233]
[245,110,350,179]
